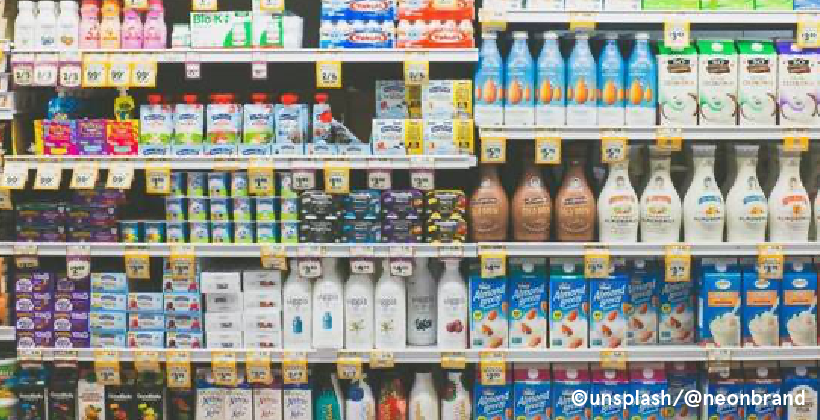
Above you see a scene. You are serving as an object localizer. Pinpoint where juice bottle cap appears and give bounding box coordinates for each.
[281,93,298,105]
[513,31,528,39]
[314,93,329,104]
[182,94,198,104]
[251,93,269,104]
[147,94,163,104]
[543,32,558,40]
[210,93,231,103]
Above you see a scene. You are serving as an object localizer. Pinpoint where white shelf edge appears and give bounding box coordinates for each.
[2,155,477,170]
[479,125,820,140]
[0,327,14,342]
[479,9,807,23]
[484,242,820,256]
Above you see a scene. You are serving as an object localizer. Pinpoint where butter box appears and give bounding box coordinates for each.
[244,331,281,349]
[92,330,127,347]
[205,312,243,331]
[166,313,203,332]
[166,331,204,349]
[243,310,281,332]
[242,270,282,292]
[244,292,281,311]
[201,271,242,293]
[128,293,164,312]
[91,272,128,293]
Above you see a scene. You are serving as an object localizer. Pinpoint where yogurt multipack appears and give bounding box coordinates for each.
[698,259,741,347]
[550,259,588,349]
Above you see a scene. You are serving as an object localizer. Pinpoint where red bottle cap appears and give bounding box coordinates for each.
[251,93,268,104]
[182,94,198,104]
[315,93,329,104]
[280,93,299,105]
[147,94,163,104]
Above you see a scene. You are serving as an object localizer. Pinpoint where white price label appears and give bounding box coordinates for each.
[131,57,157,87]
[350,259,375,274]
[664,18,690,49]
[368,169,391,190]
[411,170,435,190]
[316,61,342,88]
[292,170,316,190]
[535,137,561,164]
[252,62,268,80]
[59,62,82,87]
[107,55,131,87]
[71,164,99,189]
[13,61,34,86]
[389,259,413,277]
[2,162,29,189]
[185,62,201,80]
[34,56,59,86]
[404,60,429,85]
[298,259,322,278]
[34,164,62,190]
[106,164,134,189]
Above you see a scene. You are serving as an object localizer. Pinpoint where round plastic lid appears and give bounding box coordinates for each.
[210,93,231,104]
[281,93,298,105]
[182,94,198,104]
[147,94,163,104]
[251,93,269,104]
[315,93,329,104]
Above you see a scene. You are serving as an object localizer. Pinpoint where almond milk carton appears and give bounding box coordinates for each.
[549,259,588,349]
[552,364,590,420]
[509,258,547,349]
[627,259,660,346]
[589,272,628,349]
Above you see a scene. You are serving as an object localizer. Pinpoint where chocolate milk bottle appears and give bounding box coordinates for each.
[512,146,551,241]
[556,148,596,241]
[469,164,509,241]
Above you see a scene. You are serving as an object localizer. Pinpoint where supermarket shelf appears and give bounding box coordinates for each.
[0,327,14,342]
[0,242,477,258]
[481,242,820,256]
[479,9,810,24]
[11,48,480,63]
[479,125,820,140]
[21,346,820,363]
[2,154,477,170]
[0,111,14,121]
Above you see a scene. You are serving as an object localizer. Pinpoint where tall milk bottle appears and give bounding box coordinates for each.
[567,32,597,125]
[407,258,436,346]
[598,146,639,242]
[504,31,536,126]
[437,259,468,349]
[597,33,625,126]
[409,368,440,420]
[536,32,566,126]
[312,258,344,349]
[36,1,59,49]
[15,1,37,49]
[375,259,407,349]
[475,32,504,126]
[683,144,725,242]
[726,145,768,242]
[344,270,374,350]
[57,1,80,49]
[626,33,658,126]
[283,260,312,349]
[640,146,682,242]
[769,146,811,242]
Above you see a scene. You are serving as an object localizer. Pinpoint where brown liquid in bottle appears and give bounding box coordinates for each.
[556,154,595,241]
[512,147,551,241]
[469,164,509,241]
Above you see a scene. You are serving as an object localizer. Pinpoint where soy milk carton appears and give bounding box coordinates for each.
[552,364,590,420]
[589,273,628,349]
[509,258,547,349]
[590,365,629,420]
[781,264,818,346]
[737,40,777,125]
[470,262,509,349]
[697,40,738,125]
[549,259,588,349]
[657,42,699,125]
[776,40,820,126]
[513,364,550,420]
[627,260,660,346]
[742,268,780,347]
[698,259,741,347]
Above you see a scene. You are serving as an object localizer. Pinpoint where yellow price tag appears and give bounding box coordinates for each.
[601,136,628,163]
[479,351,506,385]
[797,14,820,48]
[134,351,161,373]
[82,54,108,87]
[0,188,12,210]
[260,245,287,270]
[70,163,98,189]
[535,137,561,164]
[324,162,350,194]
[481,137,506,163]
[130,56,157,88]
[337,353,364,380]
[784,130,809,152]
[170,245,196,280]
[569,12,596,31]
[664,18,690,49]
[316,61,342,89]
[107,54,131,87]
[758,244,784,279]
[665,245,691,282]
[259,0,285,12]
[246,351,273,385]
[192,0,217,10]
[145,166,171,194]
[370,351,395,368]
[440,352,467,369]
[404,60,429,86]
[479,9,508,31]
[211,351,238,386]
[167,351,192,388]
[480,246,507,278]
[125,250,150,279]
[33,164,62,190]
[248,162,275,195]
[656,128,683,151]
[600,350,627,370]
[585,247,610,279]
[283,352,308,385]
[94,350,121,385]
[106,164,134,189]
[14,244,39,270]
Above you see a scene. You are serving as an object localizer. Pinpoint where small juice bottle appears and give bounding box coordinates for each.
[99,0,120,48]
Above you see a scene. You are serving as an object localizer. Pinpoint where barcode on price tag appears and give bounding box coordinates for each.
[585,247,610,279]
[34,164,62,190]
[185,54,201,80]
[757,244,784,279]
[283,352,308,384]
[535,137,561,164]
[479,351,506,385]
[665,244,691,282]
[316,61,342,88]
[404,60,429,85]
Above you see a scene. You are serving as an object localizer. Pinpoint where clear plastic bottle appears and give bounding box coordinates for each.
[504,31,536,126]
[14,1,38,50]
[598,147,639,242]
[536,32,566,126]
[597,33,625,126]
[726,145,767,242]
[36,1,59,49]
[640,146,682,242]
[625,33,658,126]
[312,258,344,349]
[374,259,407,349]
[57,1,80,50]
[407,258,436,346]
[474,32,504,126]
[436,259,468,349]
[683,144,725,243]
[79,0,101,49]
[567,32,597,125]
[769,146,811,242]
[345,375,376,420]
[121,7,143,48]
[143,0,166,48]
[283,260,313,349]
[99,0,120,48]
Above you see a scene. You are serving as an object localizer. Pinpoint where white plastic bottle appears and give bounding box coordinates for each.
[345,375,375,420]
[409,368,440,420]
[283,260,312,349]
[726,144,768,242]
[57,1,80,49]
[640,146,682,242]
[15,1,38,50]
[374,259,406,349]
[440,370,471,420]
[99,0,120,48]
[344,271,374,350]
[312,258,344,349]
[598,147,639,243]
[769,146,811,242]
[683,144,725,242]
[436,259,468,349]
[36,1,59,49]
[407,258,436,346]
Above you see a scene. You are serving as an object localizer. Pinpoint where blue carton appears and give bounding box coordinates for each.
[549,259,588,349]
[509,258,547,349]
[630,364,668,420]
[627,260,661,346]
[469,262,509,349]
[591,365,629,420]
[781,267,818,346]
[744,363,781,420]
[513,364,550,420]
[474,370,513,420]
[590,273,629,349]
[742,269,781,347]
[553,363,590,420]
[698,260,742,347]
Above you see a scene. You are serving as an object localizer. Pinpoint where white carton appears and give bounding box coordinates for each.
[201,272,241,293]
[226,389,253,420]
[205,312,243,331]
[196,388,226,420]
[244,331,282,348]
[243,270,282,292]
[697,40,738,125]
[206,330,243,349]
[254,388,283,420]
[776,40,820,126]
[658,43,699,126]
[737,40,777,125]
[78,377,106,420]
[244,291,281,311]
[205,293,242,312]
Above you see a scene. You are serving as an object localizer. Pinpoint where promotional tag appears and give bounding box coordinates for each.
[584,247,610,279]
[440,352,467,369]
[134,351,160,373]
[2,162,29,189]
[70,163,98,189]
[13,244,38,270]
[283,352,308,384]
[535,136,561,164]
[167,351,192,388]
[131,56,157,88]
[368,169,391,190]
[389,259,413,277]
[316,61,342,88]
[211,351,238,386]
[479,351,506,385]
[797,13,820,48]
[757,244,784,280]
[292,169,316,190]
[145,166,171,194]
[82,54,108,87]
[601,136,628,163]
[192,0,217,10]
[66,245,91,280]
[251,61,268,80]
[94,350,121,385]
[656,128,683,151]
[59,52,82,88]
[337,353,363,380]
[479,8,508,31]
[480,246,507,278]
[125,250,150,279]
[107,55,131,87]
[665,244,691,282]
[664,17,690,49]
[298,258,322,278]
[784,130,809,152]
[34,54,59,86]
[259,0,285,11]
[351,258,376,274]
[33,164,62,190]
[481,137,506,163]
[260,245,287,270]
[170,245,196,280]
[0,188,12,210]
[600,350,627,370]
[248,163,275,195]
[324,162,350,194]
[246,351,273,385]
[370,351,395,368]
[106,164,134,189]
[569,12,596,30]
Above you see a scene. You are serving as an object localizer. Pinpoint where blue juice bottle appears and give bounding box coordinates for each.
[597,33,625,126]
[626,33,658,126]
[536,32,566,126]
[504,31,535,126]
[567,32,597,125]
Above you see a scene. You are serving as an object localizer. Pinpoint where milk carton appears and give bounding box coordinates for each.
[698,259,741,347]
[697,40,738,125]
[627,260,660,346]
[630,363,667,420]
[509,258,547,349]
[782,364,819,420]
[667,362,698,420]
[737,40,777,125]
[776,41,820,126]
[660,270,695,345]
[657,42,699,126]
[744,363,782,420]
[470,262,509,349]
[549,259,588,349]
[742,269,780,347]
[589,273,628,349]
[474,370,513,420]
[513,364,550,420]
[781,265,818,346]
[590,365,629,420]
[552,363,590,420]
[701,366,744,420]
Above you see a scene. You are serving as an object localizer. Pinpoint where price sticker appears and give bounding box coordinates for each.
[438,245,464,258]
[479,351,506,386]
[70,163,99,189]
[167,351,192,388]
[585,247,610,279]
[248,163,275,195]
[259,0,285,11]
[390,259,413,277]
[107,55,131,87]
[134,351,161,373]
[283,352,308,384]
[784,130,809,152]
[411,169,435,190]
[2,162,29,189]
[337,353,363,380]
[440,352,467,369]
[370,351,395,369]
[211,351,238,386]
[53,350,79,363]
[569,12,596,31]
[797,14,820,48]
[12,55,34,86]
[59,54,82,88]
[252,60,268,80]
[664,17,690,49]
[656,128,683,151]
[0,188,12,210]
[535,136,561,164]
[125,249,151,279]
[131,56,157,88]
[480,247,507,278]
[600,350,627,370]
[481,137,506,163]
[479,8,508,31]
[106,164,134,190]
[324,162,350,194]
[368,169,391,190]
[67,245,91,280]
[170,246,196,280]
[14,244,39,270]
[246,351,273,385]
[192,0,217,10]
[316,61,342,89]
[758,244,784,280]
[404,60,429,86]
[82,54,108,87]
[185,61,201,79]
[260,245,287,270]
[351,259,375,274]
[298,258,322,278]
[665,245,691,282]
[145,166,171,194]
[124,0,149,9]
[292,169,316,190]
[18,350,43,363]
[33,164,62,190]
[34,54,59,86]
[601,136,628,163]
[94,350,121,385]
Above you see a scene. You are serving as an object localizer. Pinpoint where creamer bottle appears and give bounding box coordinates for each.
[640,146,682,242]
[37,1,59,49]
[683,144,725,242]
[99,0,120,49]
[726,144,768,242]
[375,259,406,349]
[407,258,436,346]
[597,33,625,126]
[283,260,312,349]
[474,32,504,126]
[556,148,596,241]
[598,147,639,242]
[15,1,37,49]
[437,259,468,349]
[409,368,439,420]
[512,145,551,241]
[469,165,510,241]
[626,33,658,125]
[346,375,376,420]
[769,146,811,242]
[344,271,374,350]
[567,32,597,125]
[504,31,535,125]
[79,0,100,49]
[536,32,566,126]
[312,258,344,349]
[121,7,143,48]
[57,1,80,49]
[441,370,471,420]
[143,0,166,48]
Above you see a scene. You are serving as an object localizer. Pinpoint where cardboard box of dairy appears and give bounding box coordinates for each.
[697,40,738,125]
[667,362,698,420]
[549,259,588,349]
[658,42,700,126]
[742,269,781,347]
[469,262,509,349]
[776,40,820,126]
[589,274,628,349]
[737,40,778,125]
[630,363,668,420]
[509,258,547,349]
[698,259,742,347]
[628,260,660,346]
[590,365,629,420]
[781,267,818,346]
[552,363,590,420]
[513,364,550,420]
